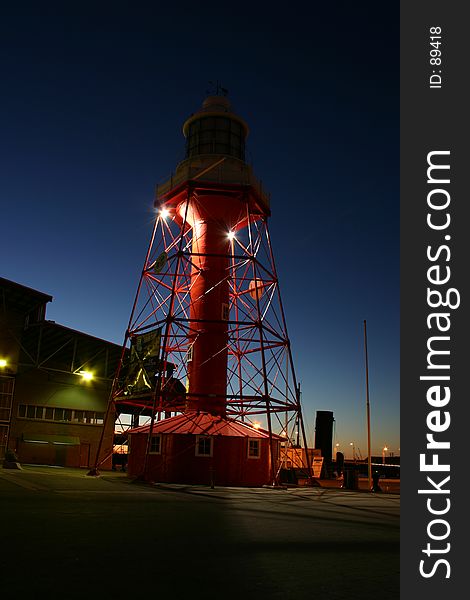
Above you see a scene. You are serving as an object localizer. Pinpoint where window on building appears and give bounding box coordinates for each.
[0,379,14,422]
[248,439,261,459]
[53,409,65,421]
[17,404,104,426]
[94,413,104,425]
[149,434,161,454]
[195,435,213,457]
[72,410,85,423]
[26,405,36,419]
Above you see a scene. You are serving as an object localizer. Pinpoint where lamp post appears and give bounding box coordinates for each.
[335,443,340,458]
[350,442,355,462]
[363,320,372,492]
[382,445,388,465]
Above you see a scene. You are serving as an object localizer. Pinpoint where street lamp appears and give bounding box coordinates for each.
[335,443,340,458]
[79,370,94,382]
[350,442,355,461]
[382,445,388,465]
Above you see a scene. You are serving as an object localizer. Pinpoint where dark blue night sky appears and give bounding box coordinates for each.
[0,4,399,455]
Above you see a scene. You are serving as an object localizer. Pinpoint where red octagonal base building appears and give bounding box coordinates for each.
[127,413,281,487]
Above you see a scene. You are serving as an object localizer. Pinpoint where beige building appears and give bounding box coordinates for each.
[1,277,120,468]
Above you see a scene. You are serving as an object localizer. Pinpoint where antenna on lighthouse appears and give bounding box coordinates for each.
[206,80,229,96]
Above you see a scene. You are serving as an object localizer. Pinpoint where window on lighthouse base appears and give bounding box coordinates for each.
[149,434,162,454]
[195,435,213,457]
[248,439,261,459]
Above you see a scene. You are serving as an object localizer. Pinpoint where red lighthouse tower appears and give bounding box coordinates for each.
[92,95,312,486]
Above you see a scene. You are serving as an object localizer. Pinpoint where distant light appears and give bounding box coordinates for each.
[253,421,261,430]
[160,208,170,219]
[227,231,236,241]
[0,359,7,368]
[79,370,93,381]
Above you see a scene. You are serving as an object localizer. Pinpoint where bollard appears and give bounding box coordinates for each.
[342,468,358,490]
[372,471,382,492]
[210,466,215,489]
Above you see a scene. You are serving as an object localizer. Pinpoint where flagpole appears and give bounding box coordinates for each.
[364,320,372,491]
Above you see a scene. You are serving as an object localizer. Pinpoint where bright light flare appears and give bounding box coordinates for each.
[227,231,236,241]
[253,421,261,430]
[79,370,93,381]
[160,208,170,219]
[0,359,7,368]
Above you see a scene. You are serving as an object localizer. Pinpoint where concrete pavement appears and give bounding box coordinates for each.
[1,465,399,599]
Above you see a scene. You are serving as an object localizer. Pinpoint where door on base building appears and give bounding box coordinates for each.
[55,444,67,466]
[80,443,90,468]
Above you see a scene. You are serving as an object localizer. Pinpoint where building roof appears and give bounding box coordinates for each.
[0,277,52,315]
[129,412,281,439]
[19,319,123,377]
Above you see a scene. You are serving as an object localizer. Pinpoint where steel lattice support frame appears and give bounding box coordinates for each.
[91,185,312,483]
